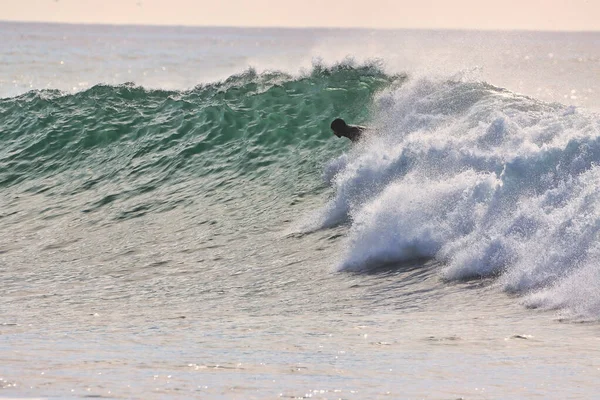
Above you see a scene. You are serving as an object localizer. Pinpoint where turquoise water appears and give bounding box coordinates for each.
[1,65,396,216]
[2,22,600,399]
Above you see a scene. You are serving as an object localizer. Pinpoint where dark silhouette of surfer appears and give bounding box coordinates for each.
[330,118,366,143]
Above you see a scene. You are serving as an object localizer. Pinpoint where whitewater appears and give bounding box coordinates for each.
[1,21,600,399]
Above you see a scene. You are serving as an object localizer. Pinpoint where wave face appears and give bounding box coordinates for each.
[317,77,600,320]
[0,63,398,220]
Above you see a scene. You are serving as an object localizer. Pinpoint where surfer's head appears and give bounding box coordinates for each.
[331,118,348,138]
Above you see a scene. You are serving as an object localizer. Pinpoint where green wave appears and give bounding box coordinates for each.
[0,62,402,218]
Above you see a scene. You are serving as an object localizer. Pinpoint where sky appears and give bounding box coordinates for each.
[2,0,600,31]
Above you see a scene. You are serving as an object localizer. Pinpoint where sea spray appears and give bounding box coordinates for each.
[320,76,600,319]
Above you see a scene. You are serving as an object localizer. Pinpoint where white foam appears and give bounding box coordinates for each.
[319,76,600,319]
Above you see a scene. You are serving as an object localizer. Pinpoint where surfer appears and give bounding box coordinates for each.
[330,118,366,143]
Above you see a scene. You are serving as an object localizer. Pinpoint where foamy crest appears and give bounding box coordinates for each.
[321,76,600,319]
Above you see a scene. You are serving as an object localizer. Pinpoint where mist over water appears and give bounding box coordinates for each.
[2,21,600,399]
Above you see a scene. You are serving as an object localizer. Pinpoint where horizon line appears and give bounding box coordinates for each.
[2,19,599,34]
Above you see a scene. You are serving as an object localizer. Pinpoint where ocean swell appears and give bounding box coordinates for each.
[0,63,399,220]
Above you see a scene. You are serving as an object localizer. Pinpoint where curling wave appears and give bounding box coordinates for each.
[317,77,600,320]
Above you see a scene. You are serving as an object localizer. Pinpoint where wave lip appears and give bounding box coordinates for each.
[321,77,600,320]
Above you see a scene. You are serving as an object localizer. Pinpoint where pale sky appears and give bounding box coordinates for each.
[2,0,600,31]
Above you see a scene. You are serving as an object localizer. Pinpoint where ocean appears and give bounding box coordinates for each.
[1,21,600,399]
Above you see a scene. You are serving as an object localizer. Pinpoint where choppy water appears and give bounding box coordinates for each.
[2,22,600,399]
